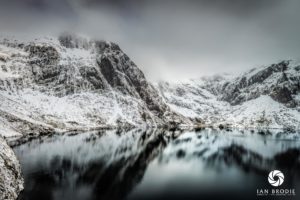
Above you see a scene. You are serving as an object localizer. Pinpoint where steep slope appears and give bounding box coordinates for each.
[0,34,188,138]
[211,60,300,108]
[158,61,300,131]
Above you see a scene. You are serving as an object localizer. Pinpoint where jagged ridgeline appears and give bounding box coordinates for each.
[212,60,300,107]
[0,34,189,137]
[158,60,300,131]
[1,33,299,136]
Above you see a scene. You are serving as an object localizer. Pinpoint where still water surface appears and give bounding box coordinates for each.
[13,129,300,200]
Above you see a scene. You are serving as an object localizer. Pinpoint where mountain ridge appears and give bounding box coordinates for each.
[158,60,300,131]
[1,34,299,139]
[0,34,189,138]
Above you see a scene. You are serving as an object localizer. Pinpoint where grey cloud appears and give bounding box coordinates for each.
[0,0,299,81]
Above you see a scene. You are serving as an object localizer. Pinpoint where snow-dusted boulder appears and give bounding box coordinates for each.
[0,137,23,200]
[0,52,10,62]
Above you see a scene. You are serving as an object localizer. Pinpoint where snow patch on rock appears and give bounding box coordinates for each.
[0,137,23,200]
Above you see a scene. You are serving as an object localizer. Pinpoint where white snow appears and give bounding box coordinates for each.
[0,71,19,79]
[1,35,299,138]
[158,62,300,130]
[0,36,167,137]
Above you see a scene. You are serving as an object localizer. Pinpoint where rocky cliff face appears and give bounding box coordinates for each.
[0,34,188,138]
[212,60,300,108]
[1,34,298,135]
[158,60,300,131]
[0,137,23,200]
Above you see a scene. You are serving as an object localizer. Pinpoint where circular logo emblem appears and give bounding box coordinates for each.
[268,170,284,187]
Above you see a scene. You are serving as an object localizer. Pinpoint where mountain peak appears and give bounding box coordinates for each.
[0,35,189,137]
[158,60,300,131]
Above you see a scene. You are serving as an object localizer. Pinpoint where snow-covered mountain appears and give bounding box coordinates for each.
[0,34,188,138]
[158,60,300,131]
[1,34,299,138]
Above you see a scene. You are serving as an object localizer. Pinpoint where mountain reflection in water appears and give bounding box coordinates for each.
[13,129,300,200]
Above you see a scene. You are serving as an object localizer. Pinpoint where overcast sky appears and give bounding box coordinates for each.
[0,0,300,81]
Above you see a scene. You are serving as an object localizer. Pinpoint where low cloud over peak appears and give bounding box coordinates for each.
[0,0,299,81]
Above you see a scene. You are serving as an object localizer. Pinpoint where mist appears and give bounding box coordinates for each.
[0,0,300,81]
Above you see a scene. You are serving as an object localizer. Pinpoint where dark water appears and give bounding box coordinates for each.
[13,129,300,200]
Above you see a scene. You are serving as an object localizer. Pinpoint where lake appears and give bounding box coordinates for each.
[13,128,300,200]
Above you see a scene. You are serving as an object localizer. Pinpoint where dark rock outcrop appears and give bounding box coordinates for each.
[97,49,168,116]
[0,137,23,200]
[214,60,299,107]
